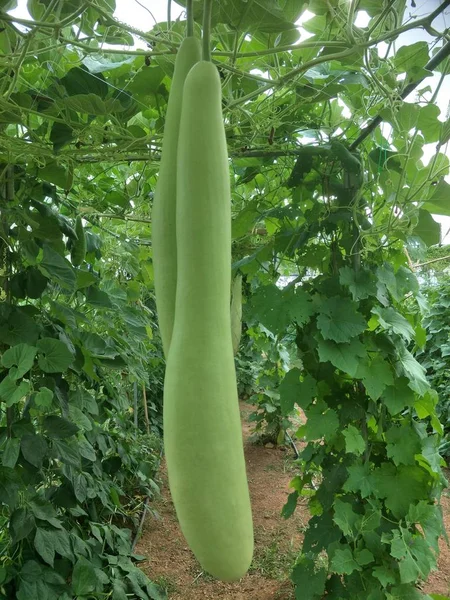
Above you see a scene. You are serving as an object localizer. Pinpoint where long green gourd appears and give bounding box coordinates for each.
[164,61,254,581]
[152,36,201,357]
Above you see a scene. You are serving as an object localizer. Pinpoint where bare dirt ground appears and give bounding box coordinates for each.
[135,403,450,599]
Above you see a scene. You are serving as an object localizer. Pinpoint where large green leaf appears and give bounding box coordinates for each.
[59,66,108,98]
[0,375,30,407]
[316,296,366,343]
[21,434,48,468]
[423,179,450,216]
[0,308,40,345]
[37,338,74,373]
[412,209,441,246]
[42,416,79,439]
[316,337,367,377]
[174,0,304,32]
[1,344,37,380]
[72,558,99,596]
[279,368,317,415]
[50,123,74,152]
[60,94,125,115]
[290,555,326,600]
[39,245,76,291]
[34,528,56,567]
[10,508,36,544]
[2,437,21,468]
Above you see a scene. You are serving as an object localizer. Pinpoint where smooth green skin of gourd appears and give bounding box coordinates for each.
[152,37,201,358]
[163,61,254,582]
[231,274,243,356]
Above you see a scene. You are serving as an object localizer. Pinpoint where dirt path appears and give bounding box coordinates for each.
[136,403,450,599]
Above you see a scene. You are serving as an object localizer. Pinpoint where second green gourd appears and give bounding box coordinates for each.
[152,36,201,358]
[163,60,254,582]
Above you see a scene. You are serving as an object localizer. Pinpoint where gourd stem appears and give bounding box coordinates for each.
[186,0,194,37]
[202,0,213,61]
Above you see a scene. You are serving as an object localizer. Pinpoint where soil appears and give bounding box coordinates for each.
[135,402,450,599]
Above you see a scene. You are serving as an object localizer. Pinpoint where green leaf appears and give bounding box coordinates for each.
[112,579,129,600]
[10,508,36,544]
[407,501,446,553]
[382,377,415,415]
[59,66,108,98]
[298,401,339,442]
[60,94,124,115]
[414,389,438,419]
[52,528,72,560]
[282,491,299,519]
[2,437,21,468]
[330,547,360,575]
[34,528,56,566]
[1,344,37,379]
[288,288,315,327]
[0,375,30,407]
[287,149,315,187]
[413,209,441,246]
[438,117,450,147]
[394,41,430,71]
[357,356,394,401]
[68,405,92,431]
[0,308,39,345]
[72,557,99,595]
[423,179,450,217]
[343,462,374,498]
[342,425,365,455]
[355,548,374,566]
[372,565,396,587]
[419,434,444,474]
[85,286,114,308]
[39,245,76,291]
[42,416,79,439]
[396,346,430,395]
[377,263,417,302]
[50,122,74,152]
[372,464,428,518]
[316,296,366,343]
[302,511,342,554]
[127,66,165,101]
[248,284,290,333]
[279,368,316,415]
[20,433,47,468]
[290,555,326,600]
[385,423,421,466]
[333,499,362,537]
[390,528,435,583]
[368,146,402,173]
[372,306,415,341]
[29,497,58,522]
[34,387,53,408]
[51,439,81,468]
[330,140,361,174]
[37,338,74,373]
[339,267,377,301]
[417,104,441,143]
[317,337,367,377]
[38,162,70,188]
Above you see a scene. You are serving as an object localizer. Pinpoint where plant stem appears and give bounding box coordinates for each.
[187,0,194,37]
[202,0,213,61]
